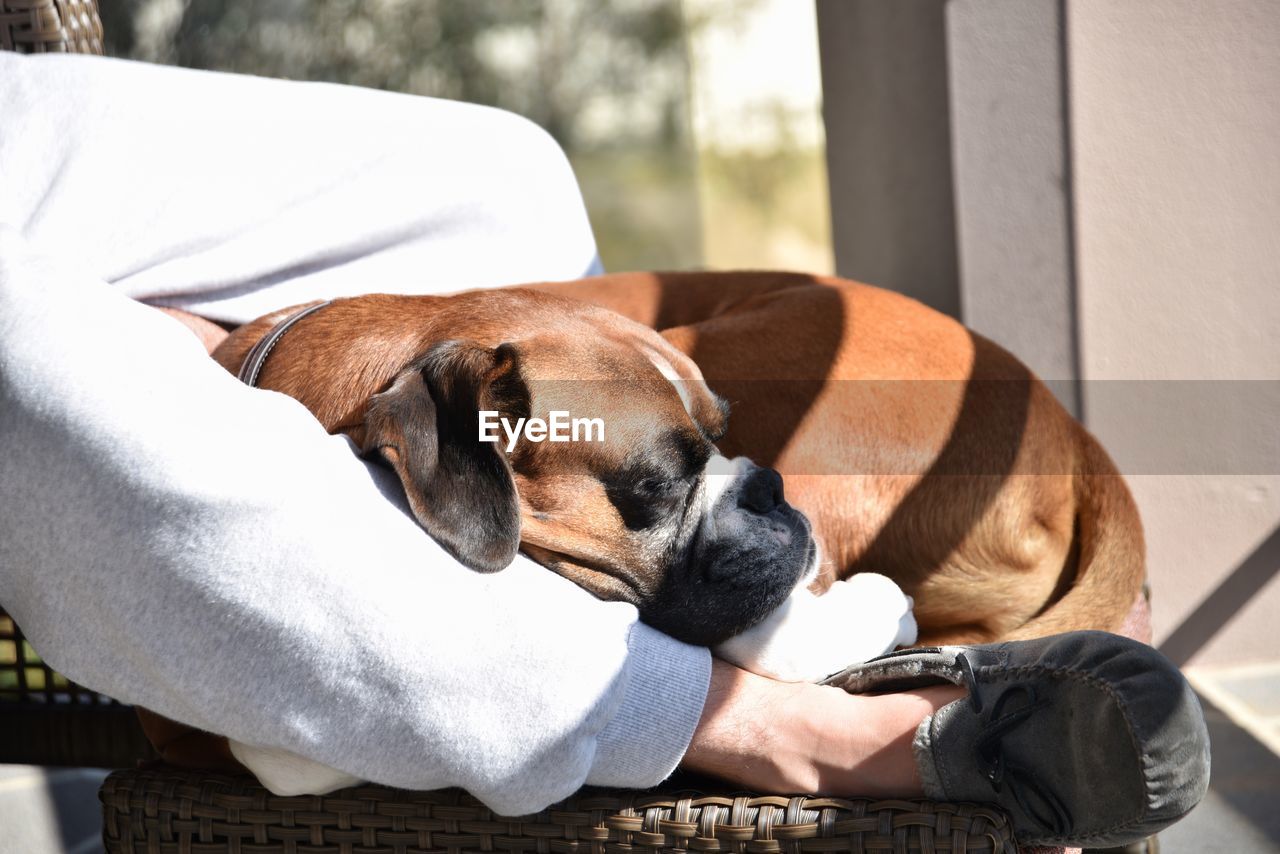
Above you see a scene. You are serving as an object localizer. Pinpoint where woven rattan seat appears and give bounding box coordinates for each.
[0,0,102,54]
[99,766,1019,854]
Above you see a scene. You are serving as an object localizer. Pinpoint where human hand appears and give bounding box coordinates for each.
[681,659,963,797]
[152,305,230,355]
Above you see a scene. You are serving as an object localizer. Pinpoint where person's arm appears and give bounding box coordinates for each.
[0,229,709,815]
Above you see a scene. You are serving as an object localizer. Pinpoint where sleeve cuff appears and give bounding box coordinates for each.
[585,622,712,788]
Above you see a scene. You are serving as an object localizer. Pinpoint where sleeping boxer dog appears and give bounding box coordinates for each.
[148,271,1143,793]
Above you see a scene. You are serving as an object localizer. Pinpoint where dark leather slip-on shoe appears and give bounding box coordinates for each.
[822,631,1211,849]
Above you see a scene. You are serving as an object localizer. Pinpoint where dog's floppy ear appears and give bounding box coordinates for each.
[363,341,529,573]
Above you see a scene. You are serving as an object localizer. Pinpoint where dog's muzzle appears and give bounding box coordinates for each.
[642,456,816,646]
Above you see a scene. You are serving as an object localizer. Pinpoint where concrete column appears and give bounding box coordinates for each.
[817,0,1080,415]
[815,0,959,319]
[946,0,1080,414]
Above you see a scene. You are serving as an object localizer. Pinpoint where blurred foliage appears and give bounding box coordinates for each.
[99,0,711,269]
[572,148,703,273]
[102,0,691,153]
[96,0,825,273]
[699,146,832,273]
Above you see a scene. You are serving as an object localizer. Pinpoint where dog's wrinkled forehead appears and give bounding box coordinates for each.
[642,344,697,416]
[639,342,730,442]
[516,330,729,445]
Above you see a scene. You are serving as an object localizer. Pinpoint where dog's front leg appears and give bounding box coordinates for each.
[228,740,364,795]
[713,573,917,683]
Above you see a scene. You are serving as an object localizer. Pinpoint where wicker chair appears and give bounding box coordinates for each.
[0,608,156,769]
[0,0,102,54]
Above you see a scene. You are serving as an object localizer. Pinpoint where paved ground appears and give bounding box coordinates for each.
[1,673,1277,854]
[1165,664,1280,853]
[0,766,107,854]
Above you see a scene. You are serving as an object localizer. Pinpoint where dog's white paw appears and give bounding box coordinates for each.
[838,572,918,650]
[713,573,916,683]
[229,740,363,796]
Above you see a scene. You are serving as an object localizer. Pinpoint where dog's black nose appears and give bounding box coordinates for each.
[738,466,784,514]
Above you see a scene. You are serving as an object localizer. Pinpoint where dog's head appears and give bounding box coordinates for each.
[360,310,816,646]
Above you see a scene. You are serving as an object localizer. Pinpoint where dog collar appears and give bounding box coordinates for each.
[236,300,334,387]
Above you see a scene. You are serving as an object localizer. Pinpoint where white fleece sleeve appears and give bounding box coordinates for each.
[0,230,710,815]
[0,53,604,326]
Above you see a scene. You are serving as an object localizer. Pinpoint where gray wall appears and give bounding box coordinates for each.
[816,1,960,320]
[1068,0,1280,667]
[818,0,1279,666]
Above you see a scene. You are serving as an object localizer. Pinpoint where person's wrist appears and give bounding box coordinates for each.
[809,685,963,797]
[681,659,963,798]
[682,659,834,793]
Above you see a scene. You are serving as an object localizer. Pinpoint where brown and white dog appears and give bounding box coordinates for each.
[152,271,1143,792]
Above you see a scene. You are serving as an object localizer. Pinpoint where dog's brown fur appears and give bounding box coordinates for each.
[212,271,1144,646]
